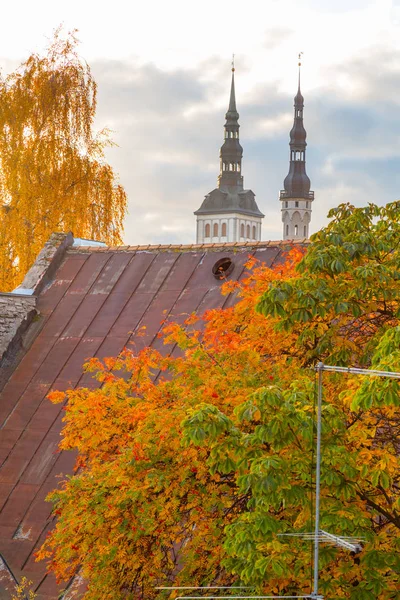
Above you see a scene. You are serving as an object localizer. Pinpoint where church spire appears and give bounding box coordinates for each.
[280,53,313,240]
[194,60,264,244]
[218,57,243,191]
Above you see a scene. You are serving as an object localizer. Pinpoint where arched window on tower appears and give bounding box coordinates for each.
[221,222,227,237]
[246,224,250,238]
[295,201,299,207]
[205,223,210,238]
[286,224,289,236]
[294,224,298,236]
[213,223,219,237]
[252,225,256,239]
[237,163,241,172]
[304,225,307,237]
[293,151,304,161]
[240,223,245,238]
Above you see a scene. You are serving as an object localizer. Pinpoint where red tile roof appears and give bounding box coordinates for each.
[0,240,306,598]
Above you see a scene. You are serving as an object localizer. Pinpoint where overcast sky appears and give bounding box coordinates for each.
[1,0,400,244]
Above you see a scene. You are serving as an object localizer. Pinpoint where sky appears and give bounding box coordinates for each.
[1,0,400,244]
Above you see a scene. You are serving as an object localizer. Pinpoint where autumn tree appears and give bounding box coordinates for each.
[37,251,302,599]
[0,28,127,290]
[38,203,400,599]
[185,202,400,598]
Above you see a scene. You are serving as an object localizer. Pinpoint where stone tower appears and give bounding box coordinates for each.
[280,57,314,240]
[194,64,264,243]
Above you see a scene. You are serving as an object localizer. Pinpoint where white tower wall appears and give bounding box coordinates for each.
[196,213,262,244]
[281,198,312,240]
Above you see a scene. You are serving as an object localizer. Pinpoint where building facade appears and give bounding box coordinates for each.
[194,67,264,243]
[280,60,314,240]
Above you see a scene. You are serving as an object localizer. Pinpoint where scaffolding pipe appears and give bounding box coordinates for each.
[318,365,400,379]
[311,363,323,598]
[156,587,254,590]
[175,596,320,599]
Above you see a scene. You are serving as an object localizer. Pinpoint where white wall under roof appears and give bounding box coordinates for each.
[196,213,262,244]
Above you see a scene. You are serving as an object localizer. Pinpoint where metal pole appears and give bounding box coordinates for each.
[155,588,254,591]
[175,596,317,599]
[312,362,323,598]
[319,365,400,379]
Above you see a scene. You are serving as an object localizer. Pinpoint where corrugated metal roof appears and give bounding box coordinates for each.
[0,241,306,599]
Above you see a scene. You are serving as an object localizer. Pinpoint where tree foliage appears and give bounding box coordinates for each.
[38,203,400,599]
[12,577,37,600]
[257,201,400,367]
[0,28,127,290]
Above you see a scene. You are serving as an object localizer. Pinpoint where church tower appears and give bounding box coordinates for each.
[280,56,313,240]
[194,63,264,243]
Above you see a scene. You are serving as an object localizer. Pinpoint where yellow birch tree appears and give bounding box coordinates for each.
[0,28,127,290]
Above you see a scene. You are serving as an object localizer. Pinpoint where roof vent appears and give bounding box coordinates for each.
[212,257,234,280]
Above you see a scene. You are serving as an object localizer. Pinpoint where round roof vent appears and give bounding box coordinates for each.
[212,257,234,280]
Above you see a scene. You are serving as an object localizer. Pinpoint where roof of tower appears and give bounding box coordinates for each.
[194,188,264,217]
[283,162,311,198]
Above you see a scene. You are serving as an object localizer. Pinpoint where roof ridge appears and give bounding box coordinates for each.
[69,239,310,253]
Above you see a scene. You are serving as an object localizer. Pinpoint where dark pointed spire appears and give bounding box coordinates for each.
[218,58,243,190]
[282,52,311,198]
[194,59,264,241]
[280,54,313,240]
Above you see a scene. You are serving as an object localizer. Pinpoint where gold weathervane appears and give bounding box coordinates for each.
[232,53,235,72]
[298,51,303,67]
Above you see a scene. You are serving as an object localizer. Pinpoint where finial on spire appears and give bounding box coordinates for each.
[232,53,235,72]
[298,52,303,90]
[298,52,303,67]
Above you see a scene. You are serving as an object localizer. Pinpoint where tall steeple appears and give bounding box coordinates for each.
[280,54,313,240]
[195,59,264,244]
[218,63,243,191]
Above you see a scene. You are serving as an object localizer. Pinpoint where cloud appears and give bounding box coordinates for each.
[263,28,294,51]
